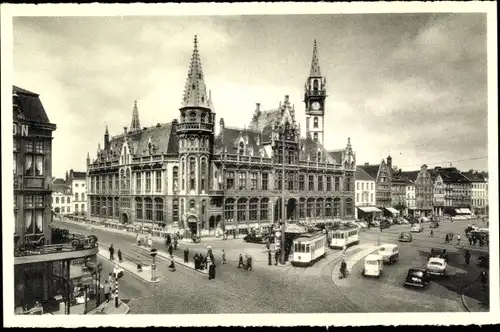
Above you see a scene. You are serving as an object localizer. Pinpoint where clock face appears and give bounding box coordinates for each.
[312,101,320,110]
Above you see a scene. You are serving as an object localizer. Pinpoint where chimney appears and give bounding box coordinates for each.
[256,103,261,113]
[387,154,392,170]
[124,126,128,134]
[364,162,369,166]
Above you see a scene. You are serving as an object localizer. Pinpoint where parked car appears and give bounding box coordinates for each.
[399,232,413,242]
[404,268,431,288]
[357,222,368,230]
[410,224,423,233]
[378,244,399,264]
[429,247,448,262]
[476,255,489,268]
[243,234,270,244]
[426,257,447,276]
[379,221,391,229]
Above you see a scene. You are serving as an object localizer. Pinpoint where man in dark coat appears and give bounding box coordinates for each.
[237,254,244,268]
[208,261,216,280]
[193,254,200,269]
[464,250,471,265]
[109,244,115,260]
[184,248,189,263]
[268,250,272,266]
[168,244,173,257]
[117,249,122,262]
[275,250,280,265]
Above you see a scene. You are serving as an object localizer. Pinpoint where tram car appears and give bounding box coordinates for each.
[329,225,360,249]
[291,232,327,267]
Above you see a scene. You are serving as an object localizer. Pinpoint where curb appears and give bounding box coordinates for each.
[87,301,131,315]
[331,246,379,283]
[461,294,471,312]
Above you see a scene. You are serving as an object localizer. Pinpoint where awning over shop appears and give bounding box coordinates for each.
[284,223,307,234]
[358,206,382,213]
[385,207,400,215]
[456,208,472,214]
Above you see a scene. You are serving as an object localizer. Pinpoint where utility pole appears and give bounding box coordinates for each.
[280,127,287,265]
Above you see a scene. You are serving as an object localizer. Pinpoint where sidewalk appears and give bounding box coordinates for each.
[87,299,130,315]
[332,242,379,282]
[135,245,208,275]
[461,283,489,312]
[98,249,160,283]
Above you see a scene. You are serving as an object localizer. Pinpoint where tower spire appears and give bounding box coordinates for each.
[310,39,321,77]
[182,35,210,109]
[130,100,141,132]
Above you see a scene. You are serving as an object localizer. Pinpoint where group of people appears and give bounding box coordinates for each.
[192,247,217,279]
[108,244,123,262]
[237,254,253,271]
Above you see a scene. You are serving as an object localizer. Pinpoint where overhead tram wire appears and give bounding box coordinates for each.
[396,156,488,168]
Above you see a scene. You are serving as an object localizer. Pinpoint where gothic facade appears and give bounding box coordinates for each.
[87,37,356,236]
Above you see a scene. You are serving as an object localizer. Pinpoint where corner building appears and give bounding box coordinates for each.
[87,37,356,237]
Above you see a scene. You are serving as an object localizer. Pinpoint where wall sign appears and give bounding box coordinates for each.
[13,123,29,137]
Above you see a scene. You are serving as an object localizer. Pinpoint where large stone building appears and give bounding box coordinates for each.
[414,164,434,217]
[433,167,472,215]
[87,37,356,237]
[431,172,445,216]
[462,171,488,216]
[13,86,98,314]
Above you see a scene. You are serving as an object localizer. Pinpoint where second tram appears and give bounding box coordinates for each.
[329,225,360,249]
[291,232,327,267]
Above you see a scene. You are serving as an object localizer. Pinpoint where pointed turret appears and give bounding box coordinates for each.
[104,125,110,150]
[181,35,210,109]
[310,39,321,77]
[130,100,141,132]
[86,152,90,165]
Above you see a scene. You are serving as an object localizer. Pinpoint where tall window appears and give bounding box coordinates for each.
[61,197,65,204]
[189,158,196,191]
[238,142,245,156]
[316,198,323,217]
[155,198,164,222]
[313,117,318,128]
[173,166,179,191]
[155,171,162,192]
[108,176,113,192]
[172,199,179,222]
[249,198,258,221]
[333,198,341,217]
[306,198,314,217]
[96,176,100,192]
[299,174,305,191]
[24,139,44,176]
[308,175,314,191]
[145,198,153,221]
[224,198,235,221]
[226,171,235,190]
[237,198,247,221]
[75,193,79,201]
[318,175,324,191]
[276,172,282,191]
[346,198,353,215]
[238,172,247,190]
[145,172,151,192]
[334,177,340,191]
[327,176,332,191]
[114,175,119,193]
[250,173,258,190]
[288,172,294,191]
[299,198,306,219]
[24,195,44,235]
[313,133,318,142]
[181,161,185,190]
[67,197,71,204]
[325,198,333,217]
[260,198,269,221]
[261,173,268,190]
[114,197,119,217]
[201,159,206,192]
[81,193,85,201]
[189,111,196,122]
[136,173,141,194]
[135,198,143,220]
[344,175,352,191]
[107,198,112,216]
[102,176,107,191]
[56,197,59,204]
[126,169,131,191]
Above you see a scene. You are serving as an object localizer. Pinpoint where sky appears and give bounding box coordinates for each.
[12,13,489,178]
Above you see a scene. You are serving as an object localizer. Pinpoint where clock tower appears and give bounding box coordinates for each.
[304,39,327,146]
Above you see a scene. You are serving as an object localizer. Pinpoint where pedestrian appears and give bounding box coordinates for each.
[103,281,111,302]
[268,250,272,266]
[464,250,471,265]
[233,230,236,239]
[173,238,178,250]
[237,254,244,268]
[108,272,113,285]
[468,236,473,246]
[430,230,434,238]
[247,255,253,271]
[207,246,213,258]
[457,234,461,246]
[445,233,449,243]
[184,247,189,263]
[168,244,173,258]
[117,249,122,263]
[168,260,176,272]
[208,261,216,280]
[480,270,488,290]
[275,250,280,265]
[109,244,115,260]
[221,249,227,264]
[193,253,200,270]
[342,245,347,256]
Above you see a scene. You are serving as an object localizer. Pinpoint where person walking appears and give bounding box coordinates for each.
[237,254,244,268]
[208,260,216,280]
[464,250,471,265]
[342,245,347,256]
[247,255,253,271]
[168,244,173,258]
[117,249,122,263]
[184,247,189,263]
[268,250,272,266]
[457,234,461,246]
[168,260,176,272]
[275,249,280,266]
[430,230,434,238]
[103,281,111,302]
[173,238,178,250]
[480,270,488,291]
[109,244,115,260]
[221,250,227,264]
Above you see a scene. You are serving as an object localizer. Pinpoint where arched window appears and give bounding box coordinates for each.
[145,198,153,221]
[345,198,353,216]
[200,113,206,123]
[313,133,318,142]
[260,198,269,221]
[333,197,341,217]
[325,198,333,217]
[313,79,319,92]
[313,117,318,128]
[307,198,314,217]
[189,112,196,122]
[316,198,324,217]
[189,199,196,210]
[135,198,143,220]
[107,197,112,216]
[189,157,196,191]
[299,198,306,219]
[201,159,206,192]
[172,199,179,222]
[172,166,179,191]
[238,142,245,156]
[155,198,164,222]
[224,198,235,221]
[126,168,131,190]
[249,198,259,221]
[237,198,247,222]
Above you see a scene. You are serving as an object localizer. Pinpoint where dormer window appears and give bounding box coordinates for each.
[238,142,245,156]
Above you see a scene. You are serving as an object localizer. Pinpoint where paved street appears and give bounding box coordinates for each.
[51,218,488,313]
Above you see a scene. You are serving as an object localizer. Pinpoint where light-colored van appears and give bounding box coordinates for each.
[378,243,399,264]
[363,254,383,277]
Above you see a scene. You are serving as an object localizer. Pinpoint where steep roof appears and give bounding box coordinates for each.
[309,39,322,77]
[400,171,419,182]
[461,171,486,182]
[434,167,471,184]
[70,170,87,179]
[328,150,342,164]
[13,85,53,124]
[358,164,380,179]
[214,126,266,156]
[355,166,375,181]
[181,35,211,110]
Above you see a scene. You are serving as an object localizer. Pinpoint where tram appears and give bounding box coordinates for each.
[329,225,360,249]
[291,232,327,267]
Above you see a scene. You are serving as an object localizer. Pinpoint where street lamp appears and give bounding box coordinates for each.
[280,124,286,265]
[150,248,157,281]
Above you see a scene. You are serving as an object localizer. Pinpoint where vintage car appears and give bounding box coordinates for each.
[363,254,383,277]
[243,234,272,244]
[398,232,413,242]
[429,222,439,229]
[430,247,448,262]
[378,244,399,264]
[379,221,391,229]
[410,224,424,233]
[476,255,489,268]
[404,268,431,288]
[113,266,124,279]
[426,257,447,276]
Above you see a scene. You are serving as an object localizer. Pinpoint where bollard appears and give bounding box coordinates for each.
[115,277,119,308]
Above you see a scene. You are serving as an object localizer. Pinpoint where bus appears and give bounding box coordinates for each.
[329,225,360,249]
[291,232,327,267]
